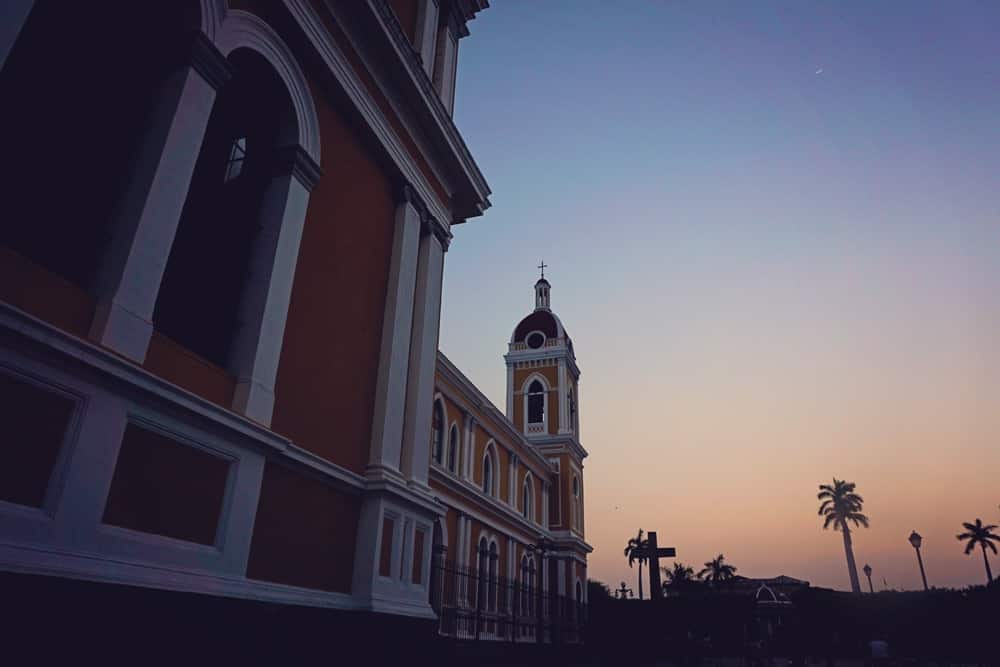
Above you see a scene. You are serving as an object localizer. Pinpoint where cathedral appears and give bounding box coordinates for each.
[0,0,588,656]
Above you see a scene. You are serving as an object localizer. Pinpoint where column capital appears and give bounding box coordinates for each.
[275,144,323,191]
[186,31,233,91]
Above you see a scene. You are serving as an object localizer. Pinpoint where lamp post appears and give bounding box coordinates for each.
[862,564,874,593]
[908,530,929,591]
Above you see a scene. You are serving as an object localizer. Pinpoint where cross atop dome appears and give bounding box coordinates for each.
[534,266,551,310]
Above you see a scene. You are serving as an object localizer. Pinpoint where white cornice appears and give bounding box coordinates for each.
[429,467,546,544]
[436,351,554,475]
[0,303,367,492]
[283,0,454,229]
[360,0,491,219]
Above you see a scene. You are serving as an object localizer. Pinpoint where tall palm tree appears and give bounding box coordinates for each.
[698,554,737,588]
[818,478,869,594]
[624,529,648,600]
[956,518,999,585]
[661,562,696,593]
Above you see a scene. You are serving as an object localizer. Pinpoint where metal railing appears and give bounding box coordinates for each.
[430,556,585,644]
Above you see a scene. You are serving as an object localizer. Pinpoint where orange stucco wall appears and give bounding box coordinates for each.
[0,247,95,340]
[388,0,419,42]
[270,74,396,474]
[247,462,360,593]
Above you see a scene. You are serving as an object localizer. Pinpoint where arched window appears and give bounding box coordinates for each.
[431,401,444,465]
[527,379,545,425]
[522,475,534,521]
[482,450,494,496]
[447,424,458,473]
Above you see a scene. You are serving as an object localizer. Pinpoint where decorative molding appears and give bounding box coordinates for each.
[360,0,491,216]
[429,468,546,544]
[275,145,323,191]
[285,0,453,226]
[0,303,366,492]
[436,351,553,475]
[188,30,233,90]
[215,10,322,165]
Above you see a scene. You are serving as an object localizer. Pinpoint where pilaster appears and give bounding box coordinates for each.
[400,223,445,488]
[368,188,422,474]
[90,34,231,363]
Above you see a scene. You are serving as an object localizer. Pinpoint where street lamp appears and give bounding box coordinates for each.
[908,530,929,591]
[862,564,874,593]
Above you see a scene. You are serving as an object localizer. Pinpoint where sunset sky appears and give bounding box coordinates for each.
[440,1,1000,592]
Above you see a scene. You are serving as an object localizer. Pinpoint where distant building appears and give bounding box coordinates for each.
[729,575,810,598]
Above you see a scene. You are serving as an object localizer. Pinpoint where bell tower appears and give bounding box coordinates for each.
[505,265,587,540]
[504,266,580,441]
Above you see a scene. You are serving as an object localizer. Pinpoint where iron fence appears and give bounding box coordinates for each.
[430,557,586,644]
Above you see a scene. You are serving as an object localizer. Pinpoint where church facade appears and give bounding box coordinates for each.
[0,0,587,649]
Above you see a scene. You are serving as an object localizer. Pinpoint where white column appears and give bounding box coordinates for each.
[508,454,516,506]
[90,35,230,363]
[368,189,422,474]
[51,395,128,549]
[557,558,567,596]
[230,148,320,426]
[413,0,440,76]
[432,18,459,114]
[401,225,446,488]
[217,451,265,575]
[462,413,476,481]
[542,482,550,527]
[505,363,514,420]
[557,359,569,433]
[0,0,33,71]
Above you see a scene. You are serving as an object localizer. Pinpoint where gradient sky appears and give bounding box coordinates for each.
[440,1,1000,592]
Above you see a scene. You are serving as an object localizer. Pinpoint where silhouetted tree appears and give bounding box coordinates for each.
[698,554,737,588]
[661,562,696,593]
[624,529,648,600]
[957,518,999,585]
[817,478,869,594]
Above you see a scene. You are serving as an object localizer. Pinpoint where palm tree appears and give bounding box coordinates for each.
[624,529,648,600]
[956,518,999,585]
[661,562,696,594]
[817,478,869,594]
[698,554,737,588]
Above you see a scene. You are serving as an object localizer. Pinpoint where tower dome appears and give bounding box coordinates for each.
[504,267,582,441]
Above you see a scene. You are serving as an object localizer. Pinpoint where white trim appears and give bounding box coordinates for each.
[429,470,546,545]
[284,0,453,226]
[214,10,321,164]
[369,195,421,473]
[400,232,444,488]
[429,394,447,467]
[520,372,549,436]
[1,303,365,491]
[437,351,554,474]
[480,440,499,499]
[521,471,535,524]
